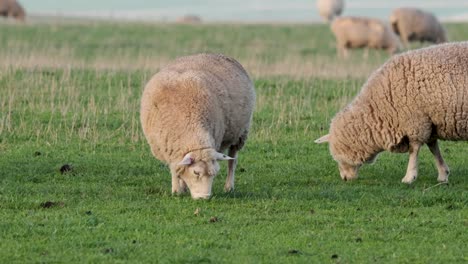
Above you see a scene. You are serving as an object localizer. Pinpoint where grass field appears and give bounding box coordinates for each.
[0,20,467,263]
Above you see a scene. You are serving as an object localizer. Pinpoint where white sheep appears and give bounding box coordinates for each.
[316,41,468,184]
[390,8,447,48]
[317,0,344,22]
[140,53,255,199]
[331,16,402,57]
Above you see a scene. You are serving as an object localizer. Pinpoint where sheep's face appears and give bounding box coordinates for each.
[179,160,219,199]
[331,142,363,180]
[337,160,360,181]
[315,133,363,181]
[177,149,234,199]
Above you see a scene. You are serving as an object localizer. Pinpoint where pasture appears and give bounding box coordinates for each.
[0,21,467,263]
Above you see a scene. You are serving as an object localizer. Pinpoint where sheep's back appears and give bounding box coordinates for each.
[140,54,255,161]
[0,0,24,16]
[332,17,385,47]
[165,53,255,136]
[393,8,443,41]
[367,42,468,141]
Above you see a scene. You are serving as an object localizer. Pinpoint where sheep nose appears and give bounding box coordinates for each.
[191,193,211,200]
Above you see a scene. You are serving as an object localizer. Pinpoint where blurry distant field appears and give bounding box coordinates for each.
[0,20,467,263]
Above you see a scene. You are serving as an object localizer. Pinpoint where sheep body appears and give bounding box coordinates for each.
[140,53,255,199]
[317,0,344,22]
[316,42,468,183]
[390,8,447,47]
[331,16,401,57]
[0,0,25,21]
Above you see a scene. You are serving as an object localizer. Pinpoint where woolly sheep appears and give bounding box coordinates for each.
[331,16,402,57]
[140,53,255,199]
[0,0,25,21]
[317,0,344,22]
[390,8,447,47]
[315,42,468,184]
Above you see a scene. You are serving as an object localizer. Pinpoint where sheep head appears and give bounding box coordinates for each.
[315,109,382,181]
[176,148,234,199]
[315,134,361,181]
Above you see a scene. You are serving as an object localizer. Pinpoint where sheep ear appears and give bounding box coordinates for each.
[178,153,194,166]
[314,134,330,144]
[215,152,234,161]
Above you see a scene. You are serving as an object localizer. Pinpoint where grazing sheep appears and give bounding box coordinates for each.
[317,0,344,22]
[0,0,25,21]
[331,16,402,57]
[315,42,468,184]
[176,14,202,24]
[390,8,447,47]
[140,53,255,199]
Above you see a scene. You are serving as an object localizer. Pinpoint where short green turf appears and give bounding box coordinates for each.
[0,21,467,263]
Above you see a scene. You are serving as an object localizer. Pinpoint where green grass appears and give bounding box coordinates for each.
[0,20,467,263]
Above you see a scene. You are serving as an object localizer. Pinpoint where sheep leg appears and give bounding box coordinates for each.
[224,147,239,192]
[403,39,410,49]
[363,48,369,59]
[400,31,410,49]
[341,47,349,59]
[401,142,421,184]
[336,42,347,58]
[427,140,450,182]
[387,46,396,55]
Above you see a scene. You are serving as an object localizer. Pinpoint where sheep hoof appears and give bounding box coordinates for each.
[437,177,448,183]
[172,188,187,195]
[401,175,416,184]
[224,185,234,193]
[437,169,450,183]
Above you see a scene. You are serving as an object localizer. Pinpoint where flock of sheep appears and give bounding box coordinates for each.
[2,0,466,199]
[141,2,467,199]
[317,0,447,57]
[0,1,201,24]
[142,41,468,199]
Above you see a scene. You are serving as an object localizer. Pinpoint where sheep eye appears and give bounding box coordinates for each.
[194,171,200,176]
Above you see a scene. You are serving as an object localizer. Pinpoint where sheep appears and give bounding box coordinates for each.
[331,16,402,58]
[0,0,25,21]
[317,0,344,22]
[390,8,447,48]
[176,14,202,24]
[315,41,468,184]
[140,53,255,199]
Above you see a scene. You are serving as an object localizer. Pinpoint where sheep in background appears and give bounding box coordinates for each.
[317,0,344,22]
[176,14,202,24]
[0,0,25,21]
[315,42,468,184]
[390,8,447,48]
[331,16,402,57]
[140,53,255,199]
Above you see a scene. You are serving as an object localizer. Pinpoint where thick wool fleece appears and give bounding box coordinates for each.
[329,41,468,165]
[390,8,447,45]
[331,16,400,54]
[0,0,25,20]
[140,53,255,167]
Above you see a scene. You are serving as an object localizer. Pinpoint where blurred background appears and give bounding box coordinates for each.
[19,0,468,23]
